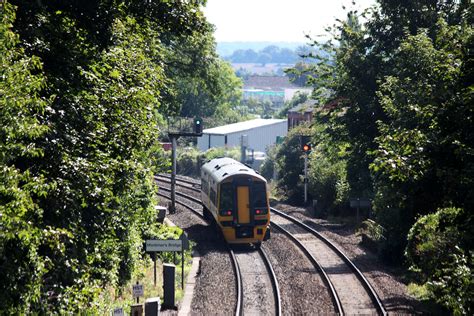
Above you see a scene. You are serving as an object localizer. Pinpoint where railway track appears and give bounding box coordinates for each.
[156,174,201,189]
[269,220,343,314]
[156,174,386,315]
[233,247,281,316]
[156,177,281,316]
[271,208,387,315]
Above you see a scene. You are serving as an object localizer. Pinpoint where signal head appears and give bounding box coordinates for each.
[194,117,203,134]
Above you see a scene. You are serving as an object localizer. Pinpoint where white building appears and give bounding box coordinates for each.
[197,119,287,153]
[284,88,313,101]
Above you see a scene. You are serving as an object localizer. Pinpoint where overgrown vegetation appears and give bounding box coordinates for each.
[276,1,473,313]
[175,146,241,178]
[0,0,241,312]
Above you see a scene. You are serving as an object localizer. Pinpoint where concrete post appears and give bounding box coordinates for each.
[162,263,175,309]
[130,304,143,316]
[145,297,161,316]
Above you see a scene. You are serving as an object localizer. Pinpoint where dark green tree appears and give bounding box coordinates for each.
[2,0,218,312]
[274,125,312,204]
[291,0,473,311]
[0,2,52,312]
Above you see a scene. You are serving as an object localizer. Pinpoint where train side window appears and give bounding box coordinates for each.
[220,183,233,210]
[252,182,267,207]
[210,188,216,206]
[202,179,209,194]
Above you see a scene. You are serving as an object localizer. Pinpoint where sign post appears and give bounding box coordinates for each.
[152,252,157,286]
[349,198,371,222]
[133,282,144,304]
[145,235,189,291]
[179,233,190,289]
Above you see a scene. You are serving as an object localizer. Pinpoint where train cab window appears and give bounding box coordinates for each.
[202,178,209,194]
[219,183,233,210]
[252,182,267,208]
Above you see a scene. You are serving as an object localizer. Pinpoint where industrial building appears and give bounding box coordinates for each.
[242,75,311,104]
[197,118,287,153]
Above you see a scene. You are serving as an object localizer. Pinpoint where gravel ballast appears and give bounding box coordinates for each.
[274,203,422,314]
[159,175,422,315]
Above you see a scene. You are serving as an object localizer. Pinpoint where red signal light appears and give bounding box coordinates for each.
[226,210,232,216]
[301,135,311,152]
[256,209,261,214]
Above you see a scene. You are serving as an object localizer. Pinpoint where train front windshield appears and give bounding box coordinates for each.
[251,182,267,208]
[219,181,267,211]
[220,183,233,211]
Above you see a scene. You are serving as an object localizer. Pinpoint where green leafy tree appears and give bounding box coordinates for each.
[291,1,473,311]
[371,18,474,260]
[293,0,473,256]
[2,0,214,312]
[308,121,350,216]
[0,2,52,312]
[406,207,473,314]
[274,125,311,204]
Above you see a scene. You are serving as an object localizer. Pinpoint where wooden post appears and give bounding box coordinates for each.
[181,248,184,289]
[170,136,177,214]
[136,281,139,304]
[153,253,157,287]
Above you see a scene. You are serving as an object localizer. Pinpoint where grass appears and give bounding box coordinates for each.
[407,282,430,300]
[96,251,193,314]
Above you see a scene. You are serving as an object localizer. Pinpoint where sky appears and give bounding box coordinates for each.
[202,0,377,42]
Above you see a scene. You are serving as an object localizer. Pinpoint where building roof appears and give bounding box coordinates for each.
[243,75,298,90]
[203,118,287,135]
[289,99,318,113]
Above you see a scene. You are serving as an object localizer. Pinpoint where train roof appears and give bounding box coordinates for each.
[201,157,266,183]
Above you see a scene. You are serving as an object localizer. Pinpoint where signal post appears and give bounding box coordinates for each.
[300,136,312,205]
[168,117,202,213]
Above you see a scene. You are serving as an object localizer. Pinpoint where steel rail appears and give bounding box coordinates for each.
[156,190,202,219]
[156,174,201,188]
[270,208,387,316]
[229,248,244,316]
[258,247,282,316]
[157,184,202,205]
[271,221,343,315]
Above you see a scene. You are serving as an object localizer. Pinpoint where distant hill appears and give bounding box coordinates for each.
[217,41,305,57]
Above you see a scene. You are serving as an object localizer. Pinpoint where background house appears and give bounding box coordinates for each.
[287,99,317,130]
[243,75,311,105]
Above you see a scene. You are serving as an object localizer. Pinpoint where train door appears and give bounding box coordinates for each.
[236,186,250,224]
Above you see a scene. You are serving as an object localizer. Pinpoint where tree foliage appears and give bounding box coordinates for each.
[406,207,473,314]
[1,0,230,312]
[288,1,473,312]
[273,125,311,204]
[1,2,51,310]
[225,45,299,64]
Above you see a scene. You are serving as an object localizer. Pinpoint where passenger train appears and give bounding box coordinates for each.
[200,157,270,246]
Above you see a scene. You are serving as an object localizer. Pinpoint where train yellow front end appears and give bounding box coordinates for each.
[201,157,270,246]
